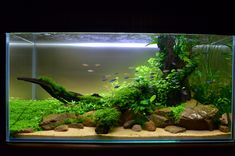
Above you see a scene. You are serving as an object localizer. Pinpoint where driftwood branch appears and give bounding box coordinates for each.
[17,77,82,104]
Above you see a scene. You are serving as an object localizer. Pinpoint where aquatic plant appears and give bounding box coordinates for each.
[170,103,185,123]
[9,98,62,134]
[94,108,121,134]
[189,36,232,106]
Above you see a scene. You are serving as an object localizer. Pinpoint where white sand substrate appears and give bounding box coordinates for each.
[16,127,231,139]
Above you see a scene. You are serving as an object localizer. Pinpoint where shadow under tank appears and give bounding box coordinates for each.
[7,33,234,143]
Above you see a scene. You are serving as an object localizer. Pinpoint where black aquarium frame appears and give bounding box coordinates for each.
[1,4,235,154]
[3,32,235,144]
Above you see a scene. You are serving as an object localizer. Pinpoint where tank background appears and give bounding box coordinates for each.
[1,1,235,155]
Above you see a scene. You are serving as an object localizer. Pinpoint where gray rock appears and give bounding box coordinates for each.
[123,120,136,129]
[132,124,142,132]
[220,113,232,125]
[19,128,34,133]
[54,125,69,132]
[150,114,172,128]
[68,123,84,129]
[40,113,78,130]
[179,104,218,130]
[219,125,230,133]
[164,125,186,133]
[143,121,156,131]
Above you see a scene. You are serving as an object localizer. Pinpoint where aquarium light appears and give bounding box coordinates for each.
[10,42,158,48]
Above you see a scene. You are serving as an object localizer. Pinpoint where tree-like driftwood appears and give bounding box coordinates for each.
[158,35,197,105]
[17,77,82,104]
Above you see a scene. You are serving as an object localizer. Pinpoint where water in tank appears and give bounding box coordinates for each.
[6,32,235,143]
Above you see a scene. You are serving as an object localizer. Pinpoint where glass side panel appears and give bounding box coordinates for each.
[6,33,234,143]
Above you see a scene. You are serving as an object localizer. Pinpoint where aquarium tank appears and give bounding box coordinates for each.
[5,32,235,143]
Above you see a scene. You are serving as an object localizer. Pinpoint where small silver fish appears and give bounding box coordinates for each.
[95,64,101,67]
[87,69,94,72]
[105,74,112,78]
[182,90,188,95]
[124,76,129,79]
[163,70,169,73]
[82,64,89,67]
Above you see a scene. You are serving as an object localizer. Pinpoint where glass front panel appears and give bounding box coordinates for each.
[6,33,234,143]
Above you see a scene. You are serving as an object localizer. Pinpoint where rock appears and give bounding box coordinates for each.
[83,119,96,127]
[154,107,172,118]
[54,125,68,132]
[220,113,232,125]
[164,125,186,134]
[40,113,78,130]
[150,114,172,128]
[219,125,230,133]
[123,120,136,129]
[19,128,34,133]
[80,111,96,127]
[143,121,156,131]
[132,124,142,132]
[179,104,218,130]
[68,123,84,129]
[119,109,135,125]
[95,124,110,134]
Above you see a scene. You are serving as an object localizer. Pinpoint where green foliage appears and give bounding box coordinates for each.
[39,76,66,93]
[9,96,113,133]
[150,95,156,103]
[170,103,185,123]
[9,98,62,133]
[189,37,232,111]
[94,108,121,128]
[108,86,142,111]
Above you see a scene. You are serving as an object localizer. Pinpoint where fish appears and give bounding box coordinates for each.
[95,64,101,67]
[163,70,169,73]
[124,76,129,79]
[128,66,135,70]
[114,72,119,75]
[171,79,177,83]
[109,79,117,83]
[114,85,120,88]
[82,64,89,67]
[182,87,186,90]
[172,62,176,66]
[105,74,112,78]
[177,69,183,72]
[182,90,188,95]
[87,69,94,72]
